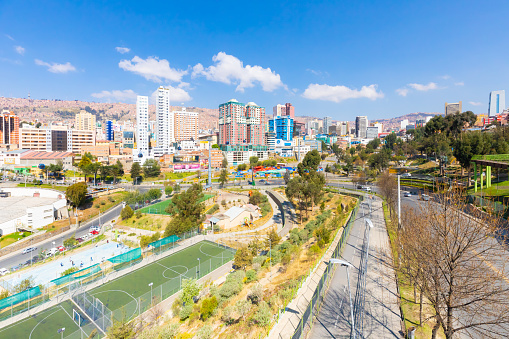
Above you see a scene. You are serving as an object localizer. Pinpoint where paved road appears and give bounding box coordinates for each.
[308,195,402,339]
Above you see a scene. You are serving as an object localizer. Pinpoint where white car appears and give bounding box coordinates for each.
[362,186,371,192]
[90,226,101,232]
[45,248,58,258]
[404,191,411,197]
[0,268,9,276]
[421,194,430,201]
[22,247,37,254]
[401,173,411,177]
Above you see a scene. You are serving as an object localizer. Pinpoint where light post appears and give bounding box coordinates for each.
[52,241,56,258]
[330,259,355,338]
[148,282,153,305]
[197,258,200,279]
[57,327,65,339]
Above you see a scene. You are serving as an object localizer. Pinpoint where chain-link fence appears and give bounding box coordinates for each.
[72,290,113,335]
[288,195,362,339]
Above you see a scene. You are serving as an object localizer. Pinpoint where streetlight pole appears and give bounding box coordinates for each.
[330,259,355,339]
[57,327,65,339]
[197,258,200,279]
[148,282,153,305]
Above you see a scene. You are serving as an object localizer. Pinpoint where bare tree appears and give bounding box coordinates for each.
[399,189,509,339]
[377,171,397,216]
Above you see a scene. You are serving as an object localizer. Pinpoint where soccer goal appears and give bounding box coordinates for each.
[73,309,82,327]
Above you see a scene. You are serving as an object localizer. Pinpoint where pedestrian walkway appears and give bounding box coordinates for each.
[308,195,402,338]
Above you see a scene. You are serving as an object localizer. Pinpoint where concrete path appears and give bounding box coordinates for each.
[308,195,403,339]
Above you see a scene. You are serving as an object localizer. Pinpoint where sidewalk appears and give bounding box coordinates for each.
[307,195,403,338]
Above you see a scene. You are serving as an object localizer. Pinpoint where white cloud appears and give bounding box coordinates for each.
[192,52,285,92]
[14,46,25,55]
[5,34,14,41]
[302,83,384,103]
[440,75,451,80]
[306,69,329,77]
[34,59,76,73]
[408,82,438,91]
[396,88,409,97]
[469,101,482,106]
[91,89,138,103]
[115,47,130,54]
[150,86,192,104]
[119,56,187,83]
[455,82,464,86]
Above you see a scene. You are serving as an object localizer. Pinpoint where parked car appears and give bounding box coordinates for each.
[45,248,58,258]
[82,234,90,241]
[404,191,412,197]
[90,226,101,232]
[401,173,412,177]
[57,246,66,252]
[22,247,37,254]
[0,268,9,276]
[90,230,99,235]
[421,194,430,201]
[356,184,363,189]
[362,186,371,192]
[76,237,84,243]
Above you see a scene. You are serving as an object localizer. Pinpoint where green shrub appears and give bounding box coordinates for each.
[252,301,271,327]
[100,201,106,205]
[253,255,267,266]
[135,210,142,219]
[127,233,136,236]
[120,205,134,220]
[281,253,291,265]
[221,305,235,324]
[108,196,114,202]
[308,244,321,256]
[246,269,257,283]
[195,325,213,339]
[247,283,264,305]
[219,280,242,299]
[60,266,78,276]
[179,303,193,320]
[200,296,218,320]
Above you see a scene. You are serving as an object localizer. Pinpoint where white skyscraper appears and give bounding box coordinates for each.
[323,116,332,135]
[155,86,174,155]
[273,104,285,117]
[136,95,149,161]
[355,116,368,138]
[489,90,506,116]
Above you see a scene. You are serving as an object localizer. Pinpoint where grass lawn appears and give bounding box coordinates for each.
[119,214,171,232]
[139,194,214,215]
[0,300,98,339]
[0,231,31,248]
[16,183,67,192]
[89,241,234,319]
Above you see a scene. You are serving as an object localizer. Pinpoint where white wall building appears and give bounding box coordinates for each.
[155,86,173,155]
[0,188,68,235]
[489,90,506,116]
[323,116,332,135]
[135,95,150,162]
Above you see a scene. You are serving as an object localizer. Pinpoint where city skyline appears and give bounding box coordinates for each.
[1,1,508,120]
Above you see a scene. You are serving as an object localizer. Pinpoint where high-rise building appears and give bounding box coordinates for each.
[323,116,332,135]
[283,103,295,119]
[355,116,368,138]
[219,99,266,146]
[174,108,199,142]
[445,101,462,115]
[269,115,294,141]
[489,90,506,116]
[273,104,285,117]
[0,110,20,145]
[136,95,149,158]
[156,86,173,153]
[106,121,114,141]
[75,111,96,131]
[340,122,348,136]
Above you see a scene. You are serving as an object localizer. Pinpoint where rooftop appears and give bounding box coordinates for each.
[224,206,245,220]
[20,151,74,160]
[0,196,58,225]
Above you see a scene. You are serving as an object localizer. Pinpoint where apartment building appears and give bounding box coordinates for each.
[174,108,198,142]
[20,126,94,153]
[0,110,20,146]
[75,110,96,131]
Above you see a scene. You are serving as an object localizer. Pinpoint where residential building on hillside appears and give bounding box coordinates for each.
[445,101,462,115]
[489,90,506,116]
[0,110,20,146]
[355,116,368,138]
[174,108,198,142]
[75,111,96,131]
[219,99,266,146]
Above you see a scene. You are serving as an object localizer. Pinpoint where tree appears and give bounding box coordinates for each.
[120,205,134,220]
[237,163,247,171]
[165,186,173,196]
[180,278,200,305]
[130,162,141,183]
[284,170,291,184]
[297,149,321,176]
[249,156,259,184]
[384,132,398,150]
[78,155,93,182]
[234,247,253,269]
[106,319,135,339]
[266,228,281,248]
[222,156,228,169]
[99,164,111,182]
[331,143,343,162]
[368,148,391,172]
[111,160,124,184]
[66,182,87,213]
[164,183,205,235]
[399,189,509,339]
[377,171,397,217]
[211,144,220,149]
[142,159,161,178]
[47,161,63,179]
[88,162,101,185]
[146,188,162,201]
[219,169,229,187]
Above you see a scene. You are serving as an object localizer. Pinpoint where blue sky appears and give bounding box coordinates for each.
[1,0,508,120]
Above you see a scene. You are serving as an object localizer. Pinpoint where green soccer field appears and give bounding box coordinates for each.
[0,300,97,339]
[89,241,234,320]
[139,194,214,215]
